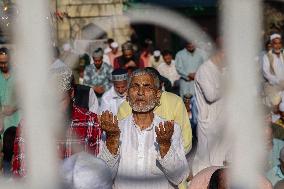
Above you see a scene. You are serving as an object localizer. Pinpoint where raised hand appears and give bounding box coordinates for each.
[100,111,120,155]
[155,121,174,158]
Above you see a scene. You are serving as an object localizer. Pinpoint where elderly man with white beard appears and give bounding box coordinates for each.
[100,69,128,115]
[98,68,188,189]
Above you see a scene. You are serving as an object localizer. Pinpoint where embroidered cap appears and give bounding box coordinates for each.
[112,68,128,81]
[92,48,104,58]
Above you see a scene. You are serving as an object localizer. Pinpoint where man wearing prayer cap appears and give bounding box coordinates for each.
[83,48,113,101]
[100,68,128,115]
[266,146,284,186]
[263,33,284,104]
[113,42,144,73]
[149,50,163,69]
[107,41,122,67]
[61,152,112,189]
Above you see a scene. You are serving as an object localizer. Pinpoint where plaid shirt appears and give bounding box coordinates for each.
[83,62,113,91]
[12,105,101,177]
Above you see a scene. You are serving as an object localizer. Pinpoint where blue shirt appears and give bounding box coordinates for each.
[0,72,20,131]
[267,139,284,170]
[83,62,113,91]
[266,165,284,186]
[175,48,204,96]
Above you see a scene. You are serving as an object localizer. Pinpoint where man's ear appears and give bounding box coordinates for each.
[156,89,162,99]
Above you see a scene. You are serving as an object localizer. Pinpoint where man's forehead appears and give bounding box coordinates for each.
[272,38,282,43]
[131,74,154,84]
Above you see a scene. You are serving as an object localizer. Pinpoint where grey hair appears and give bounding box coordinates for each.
[128,68,160,89]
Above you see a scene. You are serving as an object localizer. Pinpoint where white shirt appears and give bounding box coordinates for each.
[193,60,229,174]
[99,86,125,115]
[89,88,99,114]
[263,53,284,85]
[99,114,188,189]
[157,61,180,85]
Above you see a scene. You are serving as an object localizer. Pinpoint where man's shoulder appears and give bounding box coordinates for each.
[176,49,186,56]
[102,87,115,99]
[161,91,183,104]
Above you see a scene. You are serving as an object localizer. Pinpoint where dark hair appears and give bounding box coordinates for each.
[54,47,60,58]
[107,38,114,45]
[2,126,17,162]
[162,49,172,56]
[0,47,9,55]
[208,168,226,189]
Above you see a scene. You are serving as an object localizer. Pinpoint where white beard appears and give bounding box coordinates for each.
[129,99,157,113]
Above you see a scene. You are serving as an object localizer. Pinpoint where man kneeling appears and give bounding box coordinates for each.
[99,68,188,189]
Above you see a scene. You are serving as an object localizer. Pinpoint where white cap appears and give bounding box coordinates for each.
[61,152,112,189]
[270,34,281,41]
[153,50,161,57]
[63,43,71,52]
[110,42,119,49]
[280,102,284,112]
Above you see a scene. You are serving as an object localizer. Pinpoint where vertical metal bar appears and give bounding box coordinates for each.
[222,0,264,188]
[10,0,59,188]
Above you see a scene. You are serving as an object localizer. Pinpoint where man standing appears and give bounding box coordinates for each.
[99,68,188,189]
[0,47,20,134]
[107,42,122,67]
[157,50,180,86]
[175,42,204,97]
[192,49,228,175]
[113,42,144,73]
[100,69,128,115]
[83,48,113,101]
[263,34,284,103]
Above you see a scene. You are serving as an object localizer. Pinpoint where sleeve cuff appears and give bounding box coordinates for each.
[99,143,119,167]
[157,145,175,166]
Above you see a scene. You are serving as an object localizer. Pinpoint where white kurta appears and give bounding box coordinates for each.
[262,53,284,85]
[99,114,188,189]
[99,86,125,115]
[192,60,228,175]
[157,61,180,85]
[88,88,99,114]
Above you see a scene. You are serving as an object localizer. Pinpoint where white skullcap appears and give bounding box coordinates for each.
[280,102,284,112]
[270,34,281,41]
[63,43,71,52]
[153,50,161,57]
[110,42,118,49]
[280,147,284,161]
[61,152,112,189]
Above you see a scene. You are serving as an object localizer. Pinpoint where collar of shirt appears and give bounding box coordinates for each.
[131,114,158,132]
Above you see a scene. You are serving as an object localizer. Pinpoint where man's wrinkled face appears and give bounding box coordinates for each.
[114,80,128,97]
[163,54,172,65]
[127,74,161,113]
[93,57,103,69]
[186,43,195,53]
[272,38,282,54]
[123,50,133,59]
[0,54,9,73]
